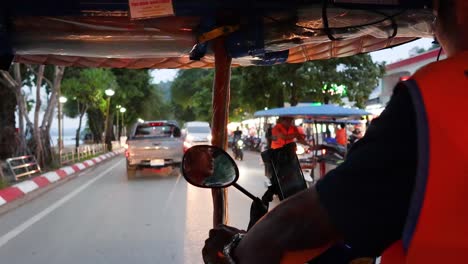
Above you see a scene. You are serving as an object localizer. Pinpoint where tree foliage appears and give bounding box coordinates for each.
[170,54,384,122]
[170,69,213,122]
[298,54,385,107]
[62,68,117,148]
[408,43,440,56]
[62,68,170,144]
[1,64,65,168]
[0,80,16,159]
[111,69,170,132]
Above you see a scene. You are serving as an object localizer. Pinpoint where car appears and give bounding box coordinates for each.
[125,120,184,179]
[182,121,212,151]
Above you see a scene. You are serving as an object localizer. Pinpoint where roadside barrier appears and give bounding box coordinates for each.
[59,144,107,165]
[0,149,124,207]
[6,155,41,181]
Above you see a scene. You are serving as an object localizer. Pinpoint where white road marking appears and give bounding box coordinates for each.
[0,160,121,249]
[0,197,6,206]
[13,181,39,194]
[76,163,86,170]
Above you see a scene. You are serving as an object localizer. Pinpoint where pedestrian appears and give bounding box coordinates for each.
[335,123,347,147]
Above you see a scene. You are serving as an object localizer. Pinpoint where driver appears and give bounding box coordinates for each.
[202,0,468,263]
[183,147,214,185]
[184,147,237,187]
[271,116,309,149]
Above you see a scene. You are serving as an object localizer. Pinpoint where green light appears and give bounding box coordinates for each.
[322,83,348,97]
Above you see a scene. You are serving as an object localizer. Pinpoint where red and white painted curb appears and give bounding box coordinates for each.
[0,149,124,207]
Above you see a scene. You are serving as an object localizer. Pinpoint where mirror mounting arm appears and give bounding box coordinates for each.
[233,183,259,201]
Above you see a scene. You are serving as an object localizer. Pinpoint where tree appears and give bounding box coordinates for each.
[111,69,169,137]
[23,64,66,167]
[409,43,440,56]
[169,54,383,122]
[1,64,65,167]
[62,68,168,147]
[0,79,17,159]
[170,68,247,123]
[171,69,213,122]
[296,54,385,108]
[1,64,33,156]
[62,68,117,149]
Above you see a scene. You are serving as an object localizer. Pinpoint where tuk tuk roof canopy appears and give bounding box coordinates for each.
[254,104,370,120]
[5,1,434,69]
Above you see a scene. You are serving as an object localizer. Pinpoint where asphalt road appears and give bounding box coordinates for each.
[0,150,271,264]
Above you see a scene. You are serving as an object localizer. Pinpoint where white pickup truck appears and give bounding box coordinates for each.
[125,120,184,180]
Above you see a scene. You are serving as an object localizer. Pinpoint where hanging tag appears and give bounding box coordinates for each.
[128,0,174,19]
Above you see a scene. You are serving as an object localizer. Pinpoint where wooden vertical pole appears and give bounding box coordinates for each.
[211,37,232,226]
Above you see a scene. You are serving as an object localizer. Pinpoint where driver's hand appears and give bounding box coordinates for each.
[202,225,246,264]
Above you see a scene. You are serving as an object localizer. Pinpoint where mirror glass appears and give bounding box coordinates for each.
[182,145,239,188]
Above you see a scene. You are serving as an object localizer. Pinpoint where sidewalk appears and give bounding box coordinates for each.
[0,149,124,208]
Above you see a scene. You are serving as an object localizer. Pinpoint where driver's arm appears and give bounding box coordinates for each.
[233,85,417,262]
[235,187,341,263]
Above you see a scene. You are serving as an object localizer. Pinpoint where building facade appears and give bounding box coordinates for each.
[366,49,446,115]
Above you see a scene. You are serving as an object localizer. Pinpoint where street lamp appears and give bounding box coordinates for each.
[103,89,115,149]
[116,105,121,138]
[120,107,127,137]
[58,96,67,157]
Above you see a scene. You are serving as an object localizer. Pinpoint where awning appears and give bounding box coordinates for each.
[254,105,370,120]
[5,1,434,69]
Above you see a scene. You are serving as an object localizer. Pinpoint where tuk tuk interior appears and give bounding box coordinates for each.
[2,0,434,228]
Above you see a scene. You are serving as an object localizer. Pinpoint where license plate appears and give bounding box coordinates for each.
[150,159,164,166]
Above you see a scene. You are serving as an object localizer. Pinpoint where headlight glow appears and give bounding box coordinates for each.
[237,140,244,146]
[296,145,305,155]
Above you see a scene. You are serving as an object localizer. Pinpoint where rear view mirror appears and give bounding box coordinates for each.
[182,145,239,188]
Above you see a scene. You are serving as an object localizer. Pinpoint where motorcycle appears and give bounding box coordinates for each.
[232,137,244,161]
[182,143,372,264]
[244,136,262,152]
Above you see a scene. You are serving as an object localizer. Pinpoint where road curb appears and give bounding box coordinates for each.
[0,149,124,209]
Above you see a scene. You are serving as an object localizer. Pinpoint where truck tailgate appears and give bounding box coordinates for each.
[128,138,183,162]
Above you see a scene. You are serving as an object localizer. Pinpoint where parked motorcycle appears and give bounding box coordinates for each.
[244,136,262,152]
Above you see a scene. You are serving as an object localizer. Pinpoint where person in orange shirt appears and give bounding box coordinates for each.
[335,123,347,147]
[271,116,309,149]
